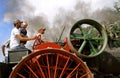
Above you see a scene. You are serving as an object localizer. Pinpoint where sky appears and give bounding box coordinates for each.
[0,0,13,62]
[0,0,118,62]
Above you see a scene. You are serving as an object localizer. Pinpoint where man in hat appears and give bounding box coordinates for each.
[10,19,36,50]
[1,21,28,55]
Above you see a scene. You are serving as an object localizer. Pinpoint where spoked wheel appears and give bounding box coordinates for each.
[68,19,108,58]
[9,49,93,78]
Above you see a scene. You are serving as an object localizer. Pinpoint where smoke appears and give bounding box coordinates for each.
[3,0,119,48]
[4,0,35,21]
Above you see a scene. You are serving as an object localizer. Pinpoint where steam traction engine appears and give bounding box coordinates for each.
[1,19,109,78]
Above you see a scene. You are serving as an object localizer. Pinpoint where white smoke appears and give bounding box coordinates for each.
[3,0,119,49]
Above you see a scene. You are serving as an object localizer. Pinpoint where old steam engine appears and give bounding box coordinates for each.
[0,19,120,78]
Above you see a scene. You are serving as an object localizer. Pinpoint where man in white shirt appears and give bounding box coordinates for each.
[10,19,36,50]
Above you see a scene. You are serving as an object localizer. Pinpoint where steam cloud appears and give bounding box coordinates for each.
[3,0,120,48]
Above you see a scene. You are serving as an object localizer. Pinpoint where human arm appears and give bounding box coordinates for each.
[16,34,36,41]
[1,45,5,56]
[1,40,10,56]
[13,28,35,41]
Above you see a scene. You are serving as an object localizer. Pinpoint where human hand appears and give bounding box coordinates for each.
[33,36,38,40]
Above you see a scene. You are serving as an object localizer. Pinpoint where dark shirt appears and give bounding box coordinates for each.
[20,28,27,44]
[21,29,27,36]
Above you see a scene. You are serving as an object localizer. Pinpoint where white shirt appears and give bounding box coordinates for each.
[10,27,20,48]
[37,33,45,41]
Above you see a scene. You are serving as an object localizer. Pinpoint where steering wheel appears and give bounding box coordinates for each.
[33,34,42,49]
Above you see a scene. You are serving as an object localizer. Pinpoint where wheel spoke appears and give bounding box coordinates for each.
[88,41,97,55]
[17,73,26,78]
[35,58,46,78]
[66,63,81,78]
[78,24,85,36]
[25,63,39,78]
[78,40,87,53]
[59,57,70,78]
[46,54,51,78]
[54,54,59,78]
[70,33,84,40]
[91,37,104,40]
[80,72,90,78]
[87,26,93,35]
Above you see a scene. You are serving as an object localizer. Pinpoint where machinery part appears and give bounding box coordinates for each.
[33,42,62,50]
[9,49,93,78]
[68,19,108,58]
[34,40,71,52]
[8,50,29,64]
[84,51,120,76]
[33,35,42,49]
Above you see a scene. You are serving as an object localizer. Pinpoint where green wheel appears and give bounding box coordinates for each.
[68,19,108,58]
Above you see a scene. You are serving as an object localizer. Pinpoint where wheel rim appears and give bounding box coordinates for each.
[68,19,108,58]
[9,49,93,78]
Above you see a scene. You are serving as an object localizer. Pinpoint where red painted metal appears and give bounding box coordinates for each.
[9,35,93,78]
[9,49,93,78]
[33,42,62,50]
[33,37,71,52]
[63,38,71,52]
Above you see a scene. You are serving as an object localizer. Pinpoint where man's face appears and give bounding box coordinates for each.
[16,22,22,28]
